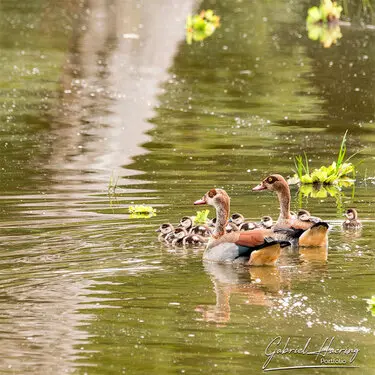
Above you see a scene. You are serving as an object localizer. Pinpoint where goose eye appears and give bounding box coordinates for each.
[208,189,217,198]
[267,177,274,183]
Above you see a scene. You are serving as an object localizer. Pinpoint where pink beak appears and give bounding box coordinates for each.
[194,198,206,205]
[252,183,267,191]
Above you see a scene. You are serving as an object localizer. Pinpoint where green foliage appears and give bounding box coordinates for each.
[186,9,220,44]
[307,0,343,24]
[194,210,210,225]
[129,205,156,219]
[291,131,357,185]
[306,0,343,47]
[365,296,375,316]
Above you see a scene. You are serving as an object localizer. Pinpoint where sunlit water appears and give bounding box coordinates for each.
[0,0,375,374]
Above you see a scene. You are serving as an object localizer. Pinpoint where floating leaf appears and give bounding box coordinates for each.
[186,9,220,44]
[129,205,156,215]
[194,210,210,225]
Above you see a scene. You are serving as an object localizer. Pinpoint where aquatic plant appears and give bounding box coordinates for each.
[306,0,343,47]
[108,172,119,195]
[307,22,342,48]
[307,0,343,24]
[290,131,356,185]
[186,9,220,44]
[365,296,375,316]
[194,209,210,225]
[129,205,156,218]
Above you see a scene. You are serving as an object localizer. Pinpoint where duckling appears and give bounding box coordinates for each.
[343,208,362,230]
[230,213,259,231]
[260,216,274,229]
[297,209,321,224]
[190,224,212,237]
[156,223,174,242]
[179,216,194,232]
[208,217,217,228]
[225,222,239,233]
[183,233,207,246]
[171,227,189,247]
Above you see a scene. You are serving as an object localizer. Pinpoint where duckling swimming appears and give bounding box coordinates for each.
[343,208,362,230]
[171,227,189,247]
[156,223,174,242]
[230,213,259,231]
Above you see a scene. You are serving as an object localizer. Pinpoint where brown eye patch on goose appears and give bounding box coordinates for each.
[265,176,278,184]
[208,189,217,198]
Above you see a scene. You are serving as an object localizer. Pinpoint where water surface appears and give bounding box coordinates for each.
[0,0,375,374]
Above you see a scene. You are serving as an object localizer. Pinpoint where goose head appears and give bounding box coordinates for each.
[345,208,358,220]
[260,216,273,228]
[252,174,288,192]
[194,188,230,210]
[230,213,244,226]
[156,223,174,235]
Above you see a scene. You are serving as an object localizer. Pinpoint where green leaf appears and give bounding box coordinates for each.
[194,210,210,224]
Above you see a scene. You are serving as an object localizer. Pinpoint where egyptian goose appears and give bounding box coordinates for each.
[156,223,174,242]
[342,208,362,230]
[253,174,329,247]
[230,213,259,231]
[194,188,290,265]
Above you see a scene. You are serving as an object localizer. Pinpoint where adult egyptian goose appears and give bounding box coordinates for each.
[194,188,290,265]
[230,213,259,231]
[252,174,329,247]
[156,223,174,242]
[342,208,362,230]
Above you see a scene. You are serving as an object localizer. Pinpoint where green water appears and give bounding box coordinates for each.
[0,0,375,374]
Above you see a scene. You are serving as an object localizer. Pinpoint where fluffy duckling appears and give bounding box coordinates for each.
[297,209,321,224]
[190,224,212,237]
[171,227,189,247]
[156,223,174,242]
[179,216,194,231]
[260,216,274,229]
[208,217,217,228]
[225,222,239,233]
[343,208,362,230]
[183,234,207,246]
[230,213,259,231]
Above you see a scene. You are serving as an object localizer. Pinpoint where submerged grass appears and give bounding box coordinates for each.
[291,131,357,185]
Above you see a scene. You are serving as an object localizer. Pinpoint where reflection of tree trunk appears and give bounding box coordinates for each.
[49,0,195,181]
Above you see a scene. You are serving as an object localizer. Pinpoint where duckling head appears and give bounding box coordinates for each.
[261,216,273,228]
[345,208,358,220]
[179,216,193,229]
[230,213,244,226]
[297,209,311,221]
[252,174,288,192]
[156,223,174,235]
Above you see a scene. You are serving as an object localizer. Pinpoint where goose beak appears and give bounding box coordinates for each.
[155,228,161,232]
[252,183,267,191]
[194,198,206,205]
